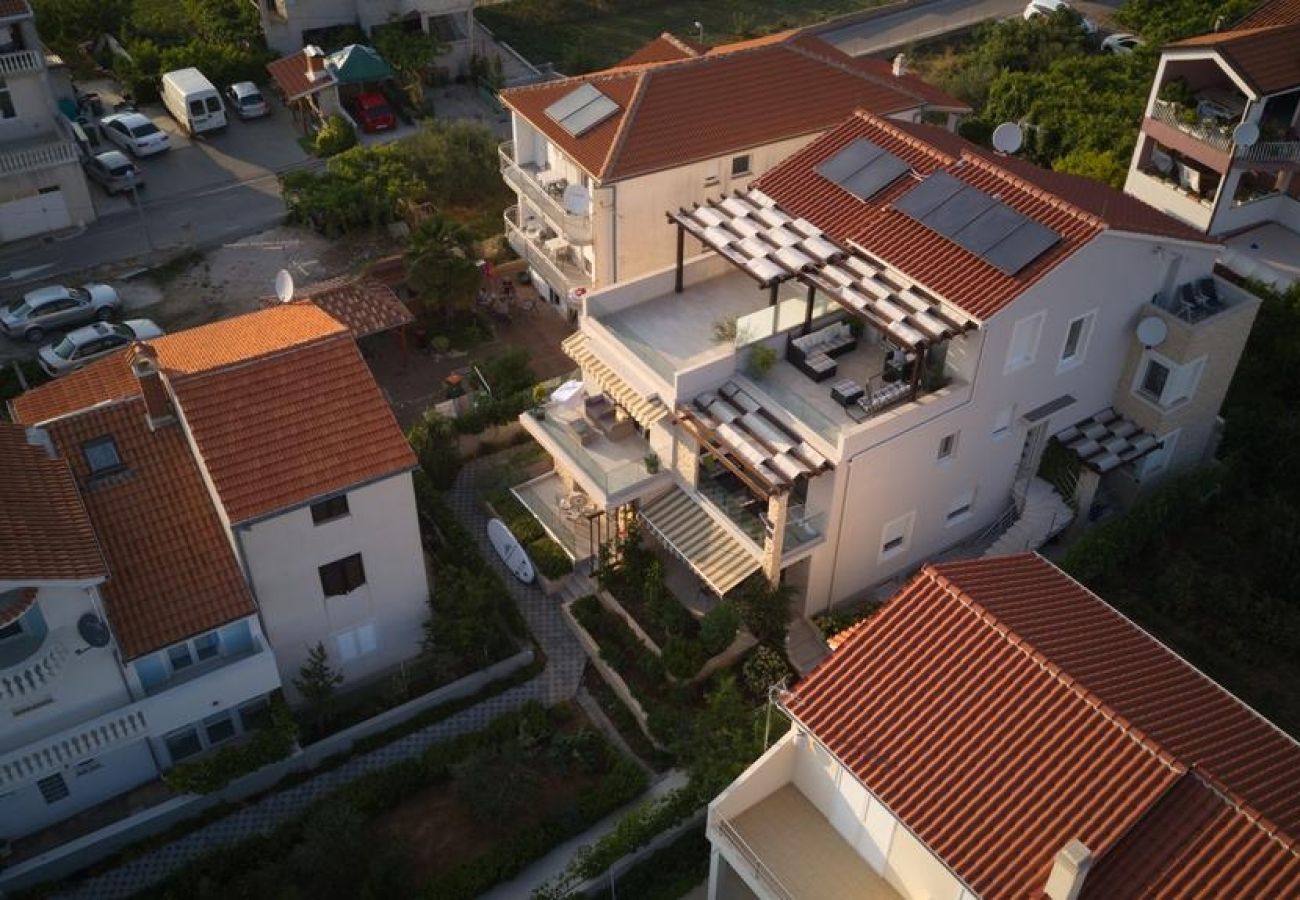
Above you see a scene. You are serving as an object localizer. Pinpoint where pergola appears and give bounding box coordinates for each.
[667,187,979,398]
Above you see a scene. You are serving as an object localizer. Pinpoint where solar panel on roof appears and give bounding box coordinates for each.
[544,83,621,137]
[816,138,910,202]
[894,172,1061,275]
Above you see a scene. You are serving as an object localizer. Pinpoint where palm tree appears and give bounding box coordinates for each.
[405,213,481,321]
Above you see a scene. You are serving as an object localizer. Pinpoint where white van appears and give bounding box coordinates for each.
[160,68,227,135]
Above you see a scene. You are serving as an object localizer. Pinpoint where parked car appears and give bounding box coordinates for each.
[83,150,143,195]
[1023,0,1097,34]
[37,319,164,377]
[1,284,121,343]
[1102,32,1143,54]
[349,92,396,133]
[225,81,270,119]
[100,111,171,157]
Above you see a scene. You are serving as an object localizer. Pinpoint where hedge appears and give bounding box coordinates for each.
[164,696,298,794]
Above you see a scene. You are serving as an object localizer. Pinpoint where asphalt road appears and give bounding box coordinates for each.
[0,93,316,287]
[822,0,1126,56]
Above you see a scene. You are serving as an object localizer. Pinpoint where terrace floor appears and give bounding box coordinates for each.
[746,339,893,444]
[1222,221,1300,288]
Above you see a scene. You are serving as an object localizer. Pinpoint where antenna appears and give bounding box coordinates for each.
[992,122,1024,155]
[1232,121,1260,148]
[274,268,295,303]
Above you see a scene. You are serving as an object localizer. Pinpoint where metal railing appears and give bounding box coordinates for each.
[1235,140,1300,164]
[525,406,655,497]
[0,706,149,789]
[0,48,43,75]
[716,816,796,900]
[1150,100,1234,154]
[503,205,592,297]
[0,640,68,707]
[498,141,593,244]
[0,137,79,176]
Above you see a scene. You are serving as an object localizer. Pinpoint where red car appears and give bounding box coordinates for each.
[350,92,396,132]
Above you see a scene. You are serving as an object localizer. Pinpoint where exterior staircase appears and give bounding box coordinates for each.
[786,617,830,675]
[984,477,1074,558]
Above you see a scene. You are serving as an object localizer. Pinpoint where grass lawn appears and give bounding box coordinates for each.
[477,0,892,73]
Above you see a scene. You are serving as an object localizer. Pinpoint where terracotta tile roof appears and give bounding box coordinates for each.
[1238,0,1300,27]
[0,0,30,19]
[0,589,37,627]
[0,422,105,583]
[266,49,336,101]
[43,401,255,659]
[11,303,348,424]
[259,276,414,338]
[1168,21,1300,95]
[616,32,703,67]
[753,112,1211,321]
[13,303,414,525]
[171,334,415,523]
[500,31,968,183]
[787,554,1300,898]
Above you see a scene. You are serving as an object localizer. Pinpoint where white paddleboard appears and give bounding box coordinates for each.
[487,518,536,584]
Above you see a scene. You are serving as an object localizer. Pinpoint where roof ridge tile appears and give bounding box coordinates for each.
[601,68,650,178]
[956,150,1106,230]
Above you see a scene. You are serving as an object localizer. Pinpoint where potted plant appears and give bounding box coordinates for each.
[749,344,778,378]
[644,452,661,474]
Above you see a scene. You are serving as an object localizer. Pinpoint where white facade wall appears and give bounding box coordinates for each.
[261,0,474,69]
[235,471,427,700]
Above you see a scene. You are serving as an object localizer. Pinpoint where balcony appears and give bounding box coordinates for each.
[499,141,593,244]
[0,134,80,177]
[504,205,593,300]
[518,399,668,508]
[1149,274,1258,326]
[512,470,598,561]
[781,505,827,558]
[0,48,43,76]
[1150,99,1234,156]
[0,640,69,710]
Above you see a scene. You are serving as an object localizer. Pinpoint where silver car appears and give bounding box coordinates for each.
[83,150,143,195]
[225,82,269,119]
[100,111,171,157]
[38,319,164,377]
[1,284,122,343]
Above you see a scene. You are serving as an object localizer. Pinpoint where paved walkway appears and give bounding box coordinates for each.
[55,459,586,899]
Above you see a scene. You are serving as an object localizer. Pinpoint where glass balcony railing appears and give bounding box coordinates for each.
[782,506,827,554]
[499,141,593,244]
[527,408,659,498]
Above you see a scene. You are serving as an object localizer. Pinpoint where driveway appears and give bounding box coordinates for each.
[821,0,1125,56]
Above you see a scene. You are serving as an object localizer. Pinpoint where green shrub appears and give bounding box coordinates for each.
[741,646,793,699]
[314,114,358,157]
[699,600,740,656]
[590,825,710,900]
[408,412,461,489]
[164,697,298,794]
[529,536,574,578]
[661,636,706,680]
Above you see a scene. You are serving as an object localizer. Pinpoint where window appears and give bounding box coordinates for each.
[204,712,236,745]
[239,698,271,732]
[336,622,378,662]
[1139,429,1181,479]
[731,154,752,177]
[947,490,976,524]
[1005,312,1045,373]
[193,631,220,661]
[165,727,203,762]
[311,494,350,525]
[937,432,959,461]
[168,643,194,671]
[83,436,123,475]
[37,774,69,804]
[205,96,221,114]
[1135,353,1205,409]
[319,554,366,597]
[188,99,204,117]
[1058,312,1095,371]
[0,76,14,119]
[991,407,1014,440]
[879,512,915,561]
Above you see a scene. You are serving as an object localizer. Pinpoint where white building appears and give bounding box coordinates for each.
[497,31,969,315]
[0,0,94,243]
[707,553,1300,899]
[516,110,1260,635]
[1123,0,1300,286]
[257,0,476,75]
[3,301,426,841]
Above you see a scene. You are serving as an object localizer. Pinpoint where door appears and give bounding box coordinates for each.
[1012,421,1048,511]
[0,188,71,241]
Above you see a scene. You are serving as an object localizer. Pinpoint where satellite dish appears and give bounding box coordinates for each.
[562,183,590,216]
[1136,316,1168,348]
[77,613,111,648]
[1232,122,1260,147]
[274,269,295,304]
[992,122,1024,155]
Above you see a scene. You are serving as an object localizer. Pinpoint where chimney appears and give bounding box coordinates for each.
[128,342,174,430]
[305,45,326,80]
[1044,839,1093,900]
[892,52,907,77]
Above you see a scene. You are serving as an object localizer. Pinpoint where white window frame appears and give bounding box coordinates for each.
[1056,310,1096,373]
[991,406,1014,440]
[1132,352,1206,410]
[937,431,959,462]
[335,621,378,663]
[879,512,915,562]
[1004,311,1045,374]
[946,489,977,526]
[730,154,752,178]
[161,629,222,677]
[1139,428,1181,480]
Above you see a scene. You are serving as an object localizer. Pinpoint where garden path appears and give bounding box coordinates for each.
[53,459,585,899]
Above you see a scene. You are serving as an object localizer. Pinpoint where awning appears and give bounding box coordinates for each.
[1055,408,1162,473]
[669,188,977,349]
[563,332,668,426]
[639,487,760,596]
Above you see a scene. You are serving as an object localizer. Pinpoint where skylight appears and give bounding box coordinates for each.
[544,83,620,137]
[816,138,910,201]
[893,171,1061,275]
